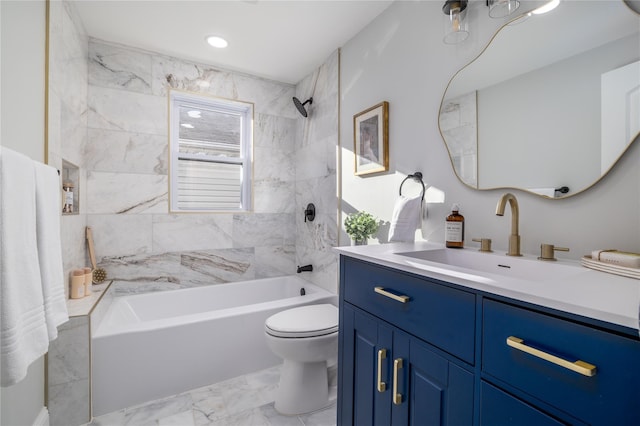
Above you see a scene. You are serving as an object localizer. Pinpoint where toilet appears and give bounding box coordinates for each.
[264,303,339,415]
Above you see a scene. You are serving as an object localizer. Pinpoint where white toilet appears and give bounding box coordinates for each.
[264,303,339,415]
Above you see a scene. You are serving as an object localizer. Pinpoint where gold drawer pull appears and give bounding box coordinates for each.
[374,286,410,303]
[506,336,597,377]
[393,358,403,405]
[377,349,387,393]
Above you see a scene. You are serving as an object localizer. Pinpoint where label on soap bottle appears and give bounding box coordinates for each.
[445,222,464,243]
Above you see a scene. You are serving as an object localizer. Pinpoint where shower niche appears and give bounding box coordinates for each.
[61,159,79,215]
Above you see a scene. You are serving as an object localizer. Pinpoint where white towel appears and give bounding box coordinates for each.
[388,194,422,243]
[34,162,68,341]
[1,147,49,387]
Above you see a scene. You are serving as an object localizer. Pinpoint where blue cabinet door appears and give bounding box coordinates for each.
[392,331,474,426]
[340,303,392,425]
[340,304,474,426]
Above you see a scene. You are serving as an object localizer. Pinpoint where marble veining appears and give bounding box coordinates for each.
[86,365,337,426]
[98,249,255,288]
[89,40,153,94]
[85,129,168,175]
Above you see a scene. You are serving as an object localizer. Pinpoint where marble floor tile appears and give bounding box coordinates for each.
[157,410,195,426]
[88,365,337,426]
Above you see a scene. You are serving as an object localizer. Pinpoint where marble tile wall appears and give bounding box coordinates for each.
[47,3,91,425]
[294,51,340,293]
[47,0,89,297]
[47,316,90,426]
[85,40,339,293]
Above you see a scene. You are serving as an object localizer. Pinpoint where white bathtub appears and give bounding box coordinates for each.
[92,276,337,416]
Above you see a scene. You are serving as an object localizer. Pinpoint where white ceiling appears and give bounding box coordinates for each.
[73,0,394,85]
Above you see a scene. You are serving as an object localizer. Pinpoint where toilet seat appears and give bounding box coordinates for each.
[265,304,338,338]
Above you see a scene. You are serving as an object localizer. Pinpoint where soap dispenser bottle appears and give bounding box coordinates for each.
[445,203,465,248]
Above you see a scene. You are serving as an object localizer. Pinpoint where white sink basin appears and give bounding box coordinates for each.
[396,249,580,282]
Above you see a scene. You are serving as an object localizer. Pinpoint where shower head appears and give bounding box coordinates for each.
[292,96,313,117]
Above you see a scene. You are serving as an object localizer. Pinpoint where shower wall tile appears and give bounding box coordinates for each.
[85,39,338,296]
[99,249,254,287]
[152,214,234,253]
[89,40,153,94]
[98,251,182,284]
[254,245,297,278]
[177,249,255,285]
[253,180,295,214]
[86,171,168,214]
[111,280,189,296]
[87,214,153,258]
[85,128,168,175]
[254,146,295,182]
[88,85,166,135]
[232,214,295,248]
[254,114,296,150]
[293,50,339,293]
[151,55,236,98]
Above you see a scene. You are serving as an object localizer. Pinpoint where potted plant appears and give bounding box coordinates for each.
[344,211,379,245]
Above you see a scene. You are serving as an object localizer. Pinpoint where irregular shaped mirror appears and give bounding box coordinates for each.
[439,1,639,198]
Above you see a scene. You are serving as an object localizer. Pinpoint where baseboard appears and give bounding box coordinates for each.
[33,407,49,426]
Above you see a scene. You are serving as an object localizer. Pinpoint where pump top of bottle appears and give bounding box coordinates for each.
[451,203,460,212]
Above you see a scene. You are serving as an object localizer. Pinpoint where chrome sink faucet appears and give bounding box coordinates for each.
[495,193,522,256]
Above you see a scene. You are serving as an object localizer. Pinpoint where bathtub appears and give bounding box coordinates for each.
[92,276,337,416]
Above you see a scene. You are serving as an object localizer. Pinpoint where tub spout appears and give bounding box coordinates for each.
[297,265,313,273]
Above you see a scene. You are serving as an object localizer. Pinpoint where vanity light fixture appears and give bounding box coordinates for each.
[487,0,520,18]
[205,35,228,49]
[442,0,469,44]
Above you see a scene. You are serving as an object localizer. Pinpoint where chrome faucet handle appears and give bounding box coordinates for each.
[538,244,569,261]
[472,238,493,252]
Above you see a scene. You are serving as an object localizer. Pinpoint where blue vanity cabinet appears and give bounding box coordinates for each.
[482,299,640,425]
[338,257,476,425]
[338,254,640,426]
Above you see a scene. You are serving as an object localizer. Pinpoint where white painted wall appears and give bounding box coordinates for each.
[0,1,47,425]
[1,0,46,162]
[340,0,640,258]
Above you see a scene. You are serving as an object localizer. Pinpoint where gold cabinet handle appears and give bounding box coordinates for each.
[377,349,387,392]
[506,336,597,377]
[392,358,403,405]
[374,286,410,303]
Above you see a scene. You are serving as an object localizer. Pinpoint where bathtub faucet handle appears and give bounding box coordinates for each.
[297,265,313,273]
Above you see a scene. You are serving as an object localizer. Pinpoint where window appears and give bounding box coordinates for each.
[169,91,253,212]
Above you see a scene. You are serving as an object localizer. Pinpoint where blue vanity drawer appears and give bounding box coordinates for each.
[342,257,476,364]
[482,299,640,425]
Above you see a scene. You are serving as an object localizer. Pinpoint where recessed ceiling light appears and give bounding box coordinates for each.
[206,35,228,49]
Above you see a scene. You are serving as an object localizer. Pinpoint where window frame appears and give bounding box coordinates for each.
[169,90,253,213]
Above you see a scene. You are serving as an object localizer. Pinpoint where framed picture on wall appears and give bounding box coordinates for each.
[353,101,389,176]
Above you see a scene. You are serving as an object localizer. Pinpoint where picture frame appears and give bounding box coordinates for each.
[353,101,389,176]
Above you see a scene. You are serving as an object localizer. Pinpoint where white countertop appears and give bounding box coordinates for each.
[335,242,640,333]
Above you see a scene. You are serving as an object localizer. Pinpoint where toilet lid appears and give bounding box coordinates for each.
[265,304,338,338]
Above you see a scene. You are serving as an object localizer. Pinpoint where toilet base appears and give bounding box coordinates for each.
[274,359,329,416]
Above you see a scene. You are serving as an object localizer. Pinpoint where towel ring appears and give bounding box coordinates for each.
[399,172,426,201]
